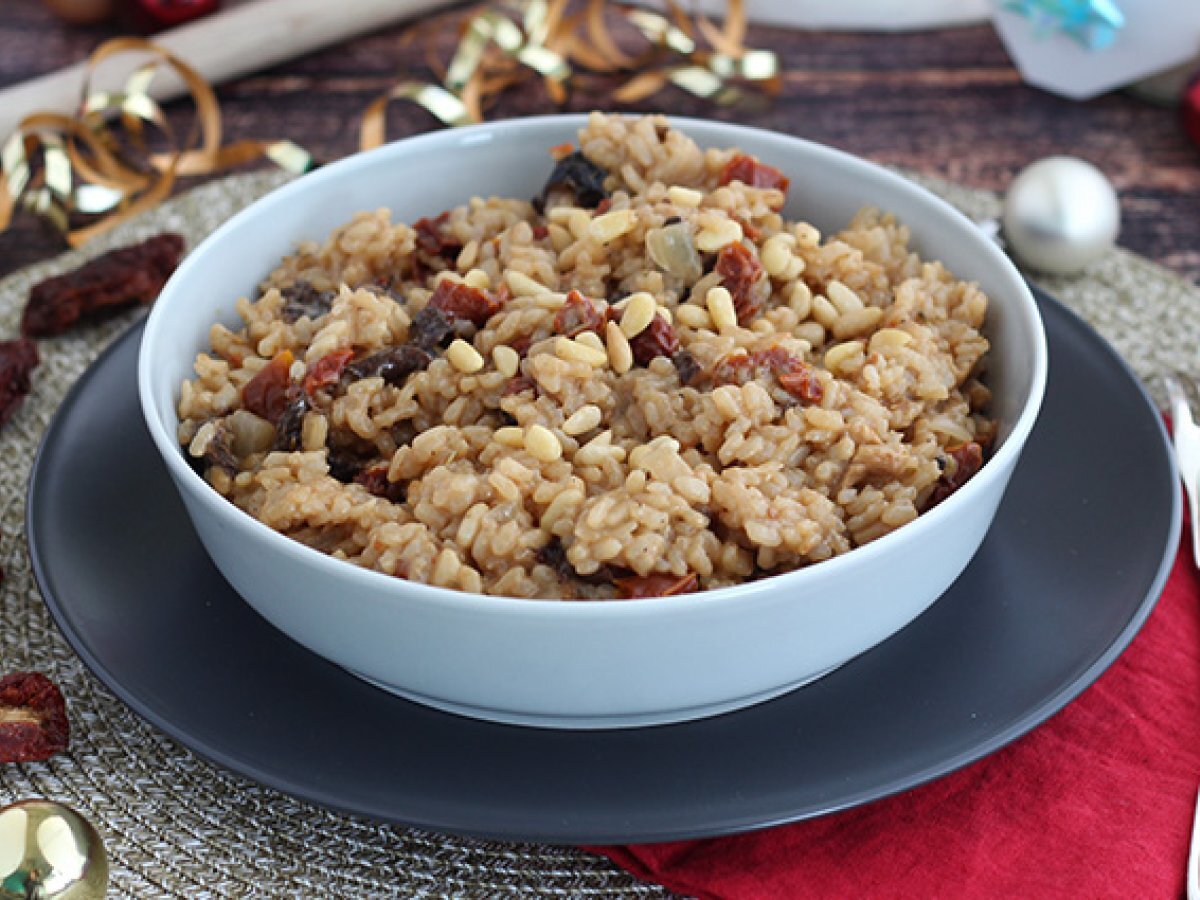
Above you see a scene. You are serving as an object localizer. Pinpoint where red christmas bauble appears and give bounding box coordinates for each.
[116,0,220,34]
[1184,77,1200,151]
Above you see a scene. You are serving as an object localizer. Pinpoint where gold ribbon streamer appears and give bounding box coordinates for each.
[2,2,779,247]
[0,37,314,248]
[361,0,780,148]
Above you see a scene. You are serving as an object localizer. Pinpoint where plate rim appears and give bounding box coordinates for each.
[24,288,1182,843]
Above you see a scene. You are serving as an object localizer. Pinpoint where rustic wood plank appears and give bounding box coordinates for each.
[1,1,1197,283]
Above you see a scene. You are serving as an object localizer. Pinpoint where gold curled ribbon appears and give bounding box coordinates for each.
[361,0,781,149]
[2,2,781,247]
[0,37,314,248]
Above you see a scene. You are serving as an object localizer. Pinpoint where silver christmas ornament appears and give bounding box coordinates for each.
[0,799,108,900]
[1002,156,1120,276]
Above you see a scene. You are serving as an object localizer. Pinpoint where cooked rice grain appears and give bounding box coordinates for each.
[178,114,994,600]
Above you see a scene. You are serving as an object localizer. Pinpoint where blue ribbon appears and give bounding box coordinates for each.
[1002,0,1126,50]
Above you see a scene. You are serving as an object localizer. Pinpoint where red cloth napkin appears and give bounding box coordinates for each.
[593,519,1200,899]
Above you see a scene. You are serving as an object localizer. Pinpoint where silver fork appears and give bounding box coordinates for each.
[1163,373,1200,570]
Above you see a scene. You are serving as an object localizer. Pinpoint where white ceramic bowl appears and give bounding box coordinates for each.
[139,115,1047,729]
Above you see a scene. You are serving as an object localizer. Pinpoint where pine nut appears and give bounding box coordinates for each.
[812,295,839,329]
[706,285,738,330]
[462,267,490,289]
[694,218,743,252]
[589,209,637,244]
[525,423,563,462]
[826,280,864,314]
[447,339,484,373]
[832,306,884,340]
[562,404,603,436]
[619,292,658,338]
[504,270,545,297]
[868,328,914,352]
[789,280,813,318]
[675,304,711,329]
[760,235,793,279]
[555,336,609,367]
[666,185,703,207]
[492,345,520,377]
[605,321,634,374]
[575,331,605,352]
[495,426,526,448]
[824,341,864,373]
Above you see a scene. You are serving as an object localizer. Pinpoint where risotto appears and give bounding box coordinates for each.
[177,113,995,600]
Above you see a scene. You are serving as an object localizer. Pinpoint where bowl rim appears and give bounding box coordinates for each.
[137,112,1048,617]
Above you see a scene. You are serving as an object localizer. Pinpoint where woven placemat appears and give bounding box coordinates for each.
[0,168,1195,899]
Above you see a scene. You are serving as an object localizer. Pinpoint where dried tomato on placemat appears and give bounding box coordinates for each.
[22,232,184,337]
[0,338,39,431]
[0,672,69,763]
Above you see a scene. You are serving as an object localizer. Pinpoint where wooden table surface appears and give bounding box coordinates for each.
[2,0,1198,286]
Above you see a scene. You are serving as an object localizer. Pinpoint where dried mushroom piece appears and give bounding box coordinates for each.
[536,151,610,210]
[344,346,433,386]
[279,281,337,324]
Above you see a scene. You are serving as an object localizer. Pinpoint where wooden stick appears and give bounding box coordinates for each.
[0,0,455,141]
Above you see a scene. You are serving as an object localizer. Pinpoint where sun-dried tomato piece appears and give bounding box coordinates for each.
[242,351,295,423]
[712,347,824,403]
[355,464,406,503]
[714,347,793,382]
[303,348,356,396]
[553,290,606,337]
[0,672,69,763]
[926,441,985,509]
[428,279,505,328]
[280,281,335,323]
[628,314,680,366]
[777,365,824,404]
[413,211,463,261]
[719,153,791,194]
[532,224,550,241]
[715,241,768,324]
[0,338,39,431]
[614,572,698,599]
[503,375,538,396]
[22,232,183,337]
[508,334,534,358]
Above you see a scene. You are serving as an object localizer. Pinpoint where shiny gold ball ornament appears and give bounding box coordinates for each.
[0,800,108,900]
[1001,156,1120,276]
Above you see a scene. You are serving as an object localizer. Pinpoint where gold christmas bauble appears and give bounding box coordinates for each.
[0,799,108,900]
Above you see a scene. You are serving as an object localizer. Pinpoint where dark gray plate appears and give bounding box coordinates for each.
[26,289,1179,844]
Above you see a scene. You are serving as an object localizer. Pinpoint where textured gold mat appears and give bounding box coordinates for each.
[0,168,1194,898]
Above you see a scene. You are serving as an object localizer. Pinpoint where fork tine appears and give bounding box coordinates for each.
[1164,373,1200,571]
[1164,373,1198,428]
